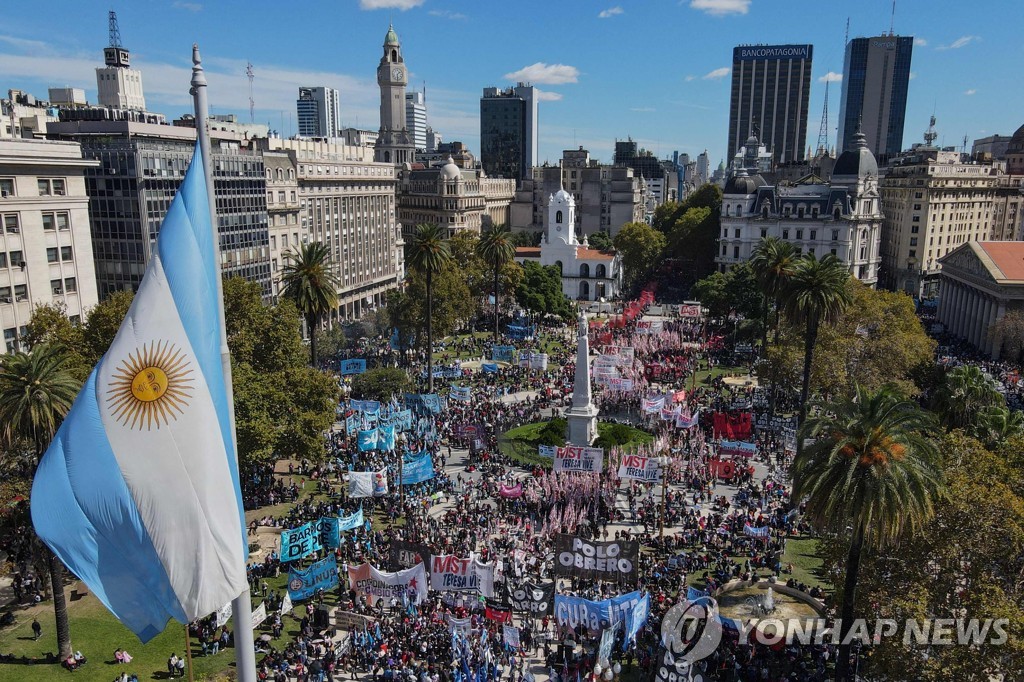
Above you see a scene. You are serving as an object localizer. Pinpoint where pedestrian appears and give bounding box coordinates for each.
[31,618,41,640]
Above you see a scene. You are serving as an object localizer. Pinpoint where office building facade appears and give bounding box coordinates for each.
[397,157,514,237]
[727,44,813,166]
[405,91,428,151]
[838,35,913,162]
[0,139,100,351]
[480,84,538,181]
[296,87,341,139]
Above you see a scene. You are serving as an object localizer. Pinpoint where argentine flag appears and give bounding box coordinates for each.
[31,143,247,642]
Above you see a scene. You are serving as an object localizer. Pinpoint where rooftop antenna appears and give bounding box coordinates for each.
[844,17,849,45]
[890,0,896,36]
[962,134,969,154]
[924,115,938,146]
[246,62,255,124]
[108,10,122,47]
[816,79,830,156]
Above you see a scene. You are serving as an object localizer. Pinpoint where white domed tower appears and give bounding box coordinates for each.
[546,187,578,246]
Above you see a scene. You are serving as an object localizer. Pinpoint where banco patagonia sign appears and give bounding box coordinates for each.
[735,44,812,61]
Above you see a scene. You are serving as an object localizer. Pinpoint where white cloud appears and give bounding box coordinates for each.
[684,75,696,82]
[429,9,468,20]
[503,62,579,85]
[818,71,842,83]
[0,35,53,55]
[702,67,731,80]
[914,37,927,46]
[534,90,563,101]
[909,72,917,80]
[598,6,624,18]
[689,0,751,16]
[630,107,656,112]
[964,89,976,95]
[172,1,202,11]
[359,0,424,10]
[937,35,979,50]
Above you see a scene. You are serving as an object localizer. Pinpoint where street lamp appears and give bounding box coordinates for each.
[657,455,671,540]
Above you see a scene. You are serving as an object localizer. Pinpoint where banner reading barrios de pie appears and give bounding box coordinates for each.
[553,445,603,473]
[554,534,639,582]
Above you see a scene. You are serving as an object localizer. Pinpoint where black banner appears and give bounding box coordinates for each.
[389,540,432,572]
[485,597,513,623]
[553,534,639,582]
[509,580,554,616]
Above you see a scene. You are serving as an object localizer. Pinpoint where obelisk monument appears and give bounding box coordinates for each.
[566,310,599,445]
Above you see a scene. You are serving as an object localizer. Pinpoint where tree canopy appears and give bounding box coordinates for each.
[613,221,666,294]
[514,261,574,320]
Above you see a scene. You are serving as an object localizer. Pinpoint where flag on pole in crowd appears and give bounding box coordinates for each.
[30,140,248,643]
[743,523,771,538]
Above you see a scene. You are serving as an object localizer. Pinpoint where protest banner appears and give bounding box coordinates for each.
[492,346,516,363]
[498,483,523,498]
[617,454,663,483]
[719,440,757,457]
[642,396,665,413]
[347,562,427,607]
[482,362,498,373]
[538,445,556,458]
[553,591,643,631]
[623,594,650,650]
[350,399,381,413]
[484,598,512,623]
[401,452,435,485]
[280,592,293,616]
[357,429,379,452]
[214,603,232,628]
[340,359,367,375]
[429,554,495,596]
[503,625,521,649]
[743,523,771,538]
[251,602,267,629]
[280,521,321,562]
[389,540,432,571]
[348,469,388,498]
[678,303,701,318]
[287,555,339,601]
[554,535,639,582]
[553,445,604,473]
[450,385,471,402]
[509,581,554,616]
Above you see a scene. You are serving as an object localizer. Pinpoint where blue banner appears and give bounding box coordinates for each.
[481,362,498,374]
[553,591,642,630]
[281,521,322,562]
[345,413,359,433]
[317,517,340,549]
[358,429,379,451]
[338,508,364,533]
[623,594,650,650]
[492,346,516,363]
[377,425,396,452]
[421,366,462,379]
[405,393,443,415]
[450,385,471,402]
[686,586,710,602]
[506,324,535,340]
[351,399,381,413]
[340,359,367,375]
[287,556,339,601]
[396,409,413,431]
[401,452,436,485]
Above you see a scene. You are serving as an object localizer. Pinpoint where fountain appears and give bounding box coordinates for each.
[745,586,777,617]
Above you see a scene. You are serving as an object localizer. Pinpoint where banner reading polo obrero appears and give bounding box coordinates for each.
[617,454,664,483]
[553,445,604,473]
[30,142,248,642]
[554,534,639,582]
[348,562,427,606]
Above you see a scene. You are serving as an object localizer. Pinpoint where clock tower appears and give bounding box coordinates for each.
[374,24,415,165]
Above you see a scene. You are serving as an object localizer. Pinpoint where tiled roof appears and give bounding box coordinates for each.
[515,247,541,257]
[977,241,1024,282]
[577,247,614,261]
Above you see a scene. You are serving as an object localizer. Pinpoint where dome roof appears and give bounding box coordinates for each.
[833,130,878,178]
[384,24,399,46]
[441,156,460,180]
[553,187,573,203]
[1008,123,1024,153]
[723,168,765,195]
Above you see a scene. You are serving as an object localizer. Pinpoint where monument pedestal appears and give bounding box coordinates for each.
[565,310,600,446]
[566,403,598,447]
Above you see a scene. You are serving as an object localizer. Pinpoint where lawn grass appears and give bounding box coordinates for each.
[782,536,829,591]
[498,420,653,468]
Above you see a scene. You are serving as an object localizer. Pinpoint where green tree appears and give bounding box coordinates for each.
[613,221,666,294]
[351,367,413,402]
[315,325,347,361]
[509,230,542,247]
[406,223,452,392]
[0,343,82,659]
[82,290,135,364]
[971,404,1024,445]
[515,261,574,320]
[23,303,89,381]
[280,241,342,366]
[587,230,614,251]
[691,271,730,319]
[795,385,945,682]
[723,262,764,321]
[988,309,1024,362]
[664,184,723,282]
[783,254,853,423]
[749,236,798,347]
[930,364,1005,431]
[477,225,517,345]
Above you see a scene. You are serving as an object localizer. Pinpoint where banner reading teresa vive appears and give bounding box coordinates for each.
[287,556,339,601]
[554,535,639,581]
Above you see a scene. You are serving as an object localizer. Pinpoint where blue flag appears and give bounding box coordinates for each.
[30,141,247,642]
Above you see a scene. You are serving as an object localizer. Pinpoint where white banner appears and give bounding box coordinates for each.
[280,592,293,616]
[617,454,663,482]
[251,601,267,629]
[214,602,232,628]
[553,445,604,473]
[503,624,521,649]
[348,562,428,606]
[429,554,495,597]
[348,469,388,498]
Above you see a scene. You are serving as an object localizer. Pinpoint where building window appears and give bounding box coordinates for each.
[833,207,842,219]
[782,230,789,240]
[0,287,9,303]
[831,229,839,241]
[60,245,73,261]
[4,328,16,353]
[64,277,77,293]
[14,284,26,302]
[760,229,767,239]
[0,253,6,268]
[796,230,803,240]
[0,179,13,197]
[910,237,918,247]
[797,206,805,218]
[51,278,63,295]
[733,246,740,259]
[809,230,816,240]
[761,205,769,218]
[556,210,563,224]
[734,228,740,238]
[2,215,18,233]
[47,247,58,263]
[830,248,837,257]
[580,263,590,278]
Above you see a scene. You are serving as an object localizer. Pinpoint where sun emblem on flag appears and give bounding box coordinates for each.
[106,340,195,430]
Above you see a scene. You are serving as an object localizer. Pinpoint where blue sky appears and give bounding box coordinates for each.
[2,0,1022,165]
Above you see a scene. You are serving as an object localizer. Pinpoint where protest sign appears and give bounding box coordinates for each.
[347,562,427,607]
[389,540,432,571]
[509,581,554,616]
[287,556,339,601]
[340,359,367,375]
[554,535,639,582]
[429,554,495,596]
[348,470,389,498]
[553,445,604,473]
[553,591,643,631]
[280,521,321,562]
[617,454,663,483]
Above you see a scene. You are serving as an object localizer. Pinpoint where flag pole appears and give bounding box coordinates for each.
[190,43,258,682]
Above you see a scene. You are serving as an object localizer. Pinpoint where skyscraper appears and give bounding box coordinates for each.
[727,44,813,165]
[837,35,913,162]
[405,90,428,151]
[480,84,538,181]
[296,86,341,139]
[374,24,415,165]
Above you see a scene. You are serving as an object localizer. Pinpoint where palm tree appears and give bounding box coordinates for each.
[795,385,944,682]
[783,254,853,424]
[0,343,81,659]
[930,364,1004,431]
[280,242,342,366]
[972,404,1024,444]
[406,223,452,392]
[476,225,516,345]
[749,236,798,347]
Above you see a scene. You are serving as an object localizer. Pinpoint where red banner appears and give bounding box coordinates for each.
[712,412,752,440]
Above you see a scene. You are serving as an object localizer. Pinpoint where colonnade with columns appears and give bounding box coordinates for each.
[937,276,1007,358]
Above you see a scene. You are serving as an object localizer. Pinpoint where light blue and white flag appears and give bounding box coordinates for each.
[30,142,247,642]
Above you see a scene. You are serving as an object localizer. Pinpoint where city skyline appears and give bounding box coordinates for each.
[1,0,1021,166]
